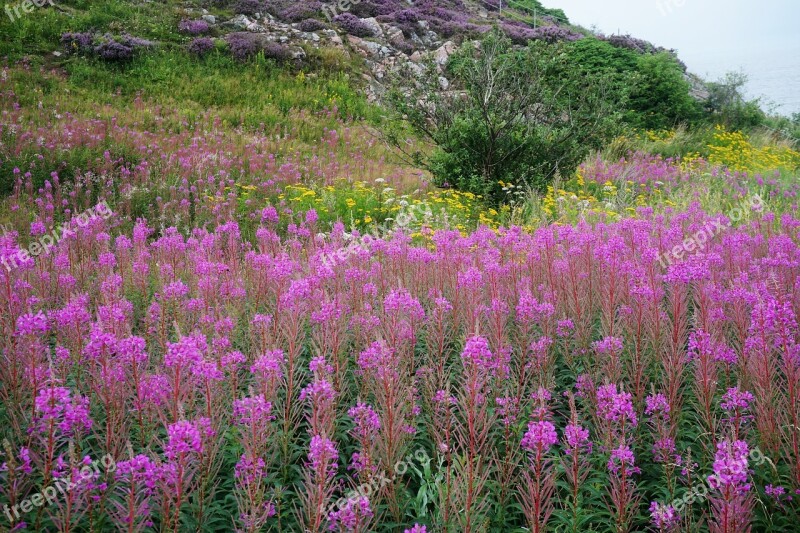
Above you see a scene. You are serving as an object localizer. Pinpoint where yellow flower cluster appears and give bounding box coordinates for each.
[708,126,800,173]
[274,180,504,234]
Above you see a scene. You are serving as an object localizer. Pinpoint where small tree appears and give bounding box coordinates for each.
[705,71,766,130]
[626,52,702,130]
[386,30,625,203]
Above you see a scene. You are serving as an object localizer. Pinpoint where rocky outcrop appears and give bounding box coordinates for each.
[183,6,466,102]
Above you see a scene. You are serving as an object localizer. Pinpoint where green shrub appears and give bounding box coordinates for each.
[387,31,625,203]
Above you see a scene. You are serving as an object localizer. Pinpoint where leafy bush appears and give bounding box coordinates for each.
[263,41,291,61]
[627,52,702,129]
[387,31,624,202]
[225,32,261,60]
[561,38,700,130]
[234,0,262,16]
[178,19,211,35]
[60,32,93,55]
[333,13,375,38]
[187,37,215,56]
[529,25,584,44]
[298,18,326,32]
[61,32,153,62]
[501,23,536,45]
[603,34,657,54]
[705,72,767,130]
[279,2,322,22]
[225,32,289,62]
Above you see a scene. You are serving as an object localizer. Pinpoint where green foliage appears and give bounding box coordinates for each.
[626,52,702,130]
[560,38,702,131]
[705,71,767,130]
[507,0,570,24]
[387,31,625,204]
[562,37,640,73]
[0,0,179,58]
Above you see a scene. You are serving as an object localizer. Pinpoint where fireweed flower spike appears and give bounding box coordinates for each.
[707,440,754,533]
[519,419,558,533]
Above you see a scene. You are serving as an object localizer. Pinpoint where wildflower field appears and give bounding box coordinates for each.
[2,41,800,533]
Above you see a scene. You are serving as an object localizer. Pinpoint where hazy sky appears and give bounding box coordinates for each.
[545,0,800,75]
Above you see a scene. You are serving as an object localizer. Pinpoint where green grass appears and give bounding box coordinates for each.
[1,0,377,129]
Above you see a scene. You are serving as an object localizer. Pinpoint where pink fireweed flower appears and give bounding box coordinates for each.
[0,447,33,475]
[556,319,575,337]
[460,335,494,372]
[250,349,285,380]
[309,356,335,376]
[597,384,638,427]
[433,390,456,405]
[649,502,679,530]
[233,395,274,426]
[347,403,381,439]
[764,484,786,500]
[530,387,553,420]
[357,341,399,381]
[574,374,594,398]
[495,396,520,427]
[521,420,558,453]
[709,440,750,492]
[516,292,555,324]
[235,454,266,485]
[164,334,206,368]
[384,288,425,322]
[327,496,373,531]
[115,454,160,494]
[300,379,337,405]
[404,525,427,533]
[593,336,624,355]
[652,438,677,463]
[308,435,339,479]
[645,393,670,421]
[193,359,224,381]
[720,387,755,411]
[563,423,592,453]
[117,335,148,366]
[527,336,553,371]
[687,330,737,365]
[33,386,93,437]
[15,311,48,336]
[164,421,204,459]
[608,445,640,474]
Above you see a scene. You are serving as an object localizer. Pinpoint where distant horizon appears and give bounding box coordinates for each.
[546,0,800,115]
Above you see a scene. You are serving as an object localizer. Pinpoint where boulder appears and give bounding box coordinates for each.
[434,41,456,66]
[361,17,384,39]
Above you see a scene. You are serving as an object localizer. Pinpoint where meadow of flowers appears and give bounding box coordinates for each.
[3,59,800,533]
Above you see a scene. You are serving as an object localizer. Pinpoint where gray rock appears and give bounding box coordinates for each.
[348,35,382,57]
[361,17,384,39]
[434,41,456,66]
[224,14,264,31]
[202,14,216,25]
